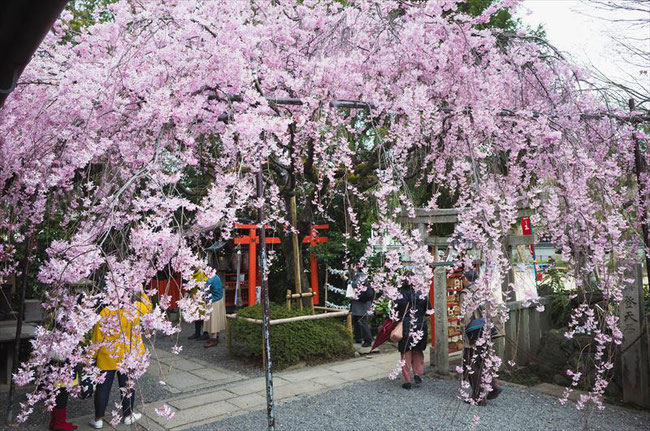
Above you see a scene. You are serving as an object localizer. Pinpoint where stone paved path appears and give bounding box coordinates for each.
[146,346,247,395]
[49,346,404,431]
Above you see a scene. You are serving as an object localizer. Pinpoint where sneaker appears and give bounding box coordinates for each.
[123,412,142,425]
[402,382,412,390]
[487,386,502,400]
[361,340,372,348]
[414,375,422,385]
[88,418,103,429]
[198,332,210,341]
[188,333,200,340]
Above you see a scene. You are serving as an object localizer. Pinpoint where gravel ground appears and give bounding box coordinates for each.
[151,321,263,377]
[0,372,169,430]
[189,377,650,431]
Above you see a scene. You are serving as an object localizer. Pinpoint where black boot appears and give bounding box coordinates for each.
[189,321,203,340]
[487,386,503,400]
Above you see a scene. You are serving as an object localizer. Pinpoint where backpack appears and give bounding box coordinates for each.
[465,314,498,343]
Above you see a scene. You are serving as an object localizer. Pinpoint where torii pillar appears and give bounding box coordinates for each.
[234,223,281,306]
[302,224,329,305]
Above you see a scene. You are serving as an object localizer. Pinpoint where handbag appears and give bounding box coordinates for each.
[390,321,404,343]
[345,282,355,299]
[389,303,410,343]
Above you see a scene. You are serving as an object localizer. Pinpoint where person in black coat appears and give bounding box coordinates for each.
[394,279,430,389]
[350,268,374,347]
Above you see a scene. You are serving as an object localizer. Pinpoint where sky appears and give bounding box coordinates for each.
[516,0,649,100]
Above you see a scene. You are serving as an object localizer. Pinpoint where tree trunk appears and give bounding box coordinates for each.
[282,195,312,309]
[5,234,31,425]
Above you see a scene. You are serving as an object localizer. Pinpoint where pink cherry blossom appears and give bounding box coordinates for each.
[0,0,642,421]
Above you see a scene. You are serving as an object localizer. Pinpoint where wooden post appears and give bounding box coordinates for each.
[289,195,303,310]
[418,223,426,244]
[517,307,531,365]
[432,267,449,375]
[433,237,439,263]
[529,303,542,357]
[286,292,315,299]
[620,263,650,408]
[346,313,353,336]
[308,289,315,314]
[324,266,329,306]
[504,306,517,364]
[286,289,292,310]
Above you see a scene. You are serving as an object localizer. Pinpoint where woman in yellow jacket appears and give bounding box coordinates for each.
[88,294,151,429]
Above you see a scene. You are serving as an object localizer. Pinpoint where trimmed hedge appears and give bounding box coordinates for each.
[230,303,354,369]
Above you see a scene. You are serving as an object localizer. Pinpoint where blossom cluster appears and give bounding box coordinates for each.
[0,0,643,421]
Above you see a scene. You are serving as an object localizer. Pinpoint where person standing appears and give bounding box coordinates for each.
[49,383,77,430]
[460,269,504,405]
[394,277,429,390]
[89,293,151,429]
[350,267,374,348]
[203,273,226,348]
[46,347,78,430]
[188,270,209,341]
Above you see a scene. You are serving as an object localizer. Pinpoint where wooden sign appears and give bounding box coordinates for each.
[620,264,650,407]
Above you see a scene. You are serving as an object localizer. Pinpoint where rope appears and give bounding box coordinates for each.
[325,283,346,296]
[324,301,349,310]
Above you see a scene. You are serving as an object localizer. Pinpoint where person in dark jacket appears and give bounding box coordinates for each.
[350,267,374,347]
[394,278,430,389]
[460,269,504,405]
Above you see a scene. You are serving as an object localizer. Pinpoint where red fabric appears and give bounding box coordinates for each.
[370,318,397,351]
[150,278,183,310]
[50,408,78,431]
[401,350,424,383]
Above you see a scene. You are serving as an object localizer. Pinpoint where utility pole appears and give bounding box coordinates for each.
[257,165,276,430]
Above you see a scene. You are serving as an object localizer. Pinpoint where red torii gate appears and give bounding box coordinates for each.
[302,224,329,305]
[234,223,281,306]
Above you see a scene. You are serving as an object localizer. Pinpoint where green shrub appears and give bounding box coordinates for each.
[230,303,354,369]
